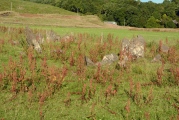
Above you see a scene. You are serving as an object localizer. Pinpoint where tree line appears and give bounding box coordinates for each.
[24,0,179,28]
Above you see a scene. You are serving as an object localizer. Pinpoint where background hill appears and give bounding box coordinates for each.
[0,0,75,15]
[24,0,179,28]
[0,0,108,28]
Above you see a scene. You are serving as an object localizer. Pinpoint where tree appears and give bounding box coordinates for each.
[124,5,140,27]
[100,3,117,21]
[163,2,176,18]
[166,21,177,28]
[145,16,161,28]
[171,0,179,4]
[113,8,126,25]
[161,14,176,28]
[153,11,161,20]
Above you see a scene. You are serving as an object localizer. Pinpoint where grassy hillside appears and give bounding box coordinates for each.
[0,0,105,27]
[0,0,75,15]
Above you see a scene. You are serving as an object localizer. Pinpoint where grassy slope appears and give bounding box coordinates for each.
[0,0,104,27]
[0,0,75,15]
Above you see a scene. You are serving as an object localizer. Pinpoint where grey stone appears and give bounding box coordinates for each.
[121,38,130,51]
[160,44,169,53]
[25,27,35,45]
[151,54,161,62]
[25,27,42,53]
[136,35,145,44]
[85,54,119,66]
[46,30,60,42]
[36,33,44,44]
[117,35,145,69]
[96,54,119,65]
[121,35,145,59]
[129,36,145,58]
[84,56,95,66]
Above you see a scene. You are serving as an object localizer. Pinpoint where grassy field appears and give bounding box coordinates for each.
[0,1,179,119]
[1,24,179,41]
[0,25,179,120]
[54,27,179,42]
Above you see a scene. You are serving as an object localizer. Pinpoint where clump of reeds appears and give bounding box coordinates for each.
[156,62,165,85]
[129,78,134,97]
[81,84,87,104]
[104,84,117,102]
[64,92,71,106]
[170,67,179,85]
[88,79,96,100]
[168,47,177,63]
[145,87,153,105]
[93,63,101,83]
[0,39,5,52]
[134,82,142,105]
[125,99,131,119]
[144,112,150,120]
[69,51,75,66]
[76,53,86,79]
[39,92,47,120]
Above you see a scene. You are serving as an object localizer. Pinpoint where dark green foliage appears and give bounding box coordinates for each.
[145,16,161,28]
[166,21,177,28]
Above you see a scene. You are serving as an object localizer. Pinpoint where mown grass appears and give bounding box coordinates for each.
[0,25,179,120]
[2,24,179,42]
[54,27,179,42]
[0,0,75,15]
[17,25,178,42]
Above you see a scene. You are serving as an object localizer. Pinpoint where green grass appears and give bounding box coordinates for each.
[54,27,179,42]
[2,24,179,42]
[7,24,175,41]
[0,0,75,15]
[0,25,179,120]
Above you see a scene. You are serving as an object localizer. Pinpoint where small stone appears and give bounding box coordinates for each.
[99,54,119,65]
[160,44,169,53]
[151,54,161,62]
[84,56,95,66]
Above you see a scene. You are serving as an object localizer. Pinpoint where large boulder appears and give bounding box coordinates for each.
[121,35,145,59]
[121,38,130,51]
[129,35,145,58]
[117,35,145,70]
[25,27,42,53]
[36,33,44,44]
